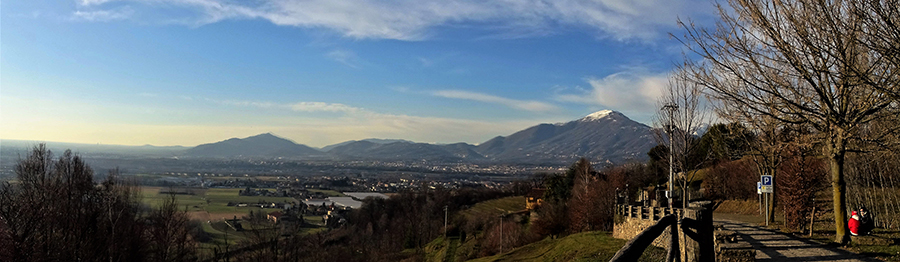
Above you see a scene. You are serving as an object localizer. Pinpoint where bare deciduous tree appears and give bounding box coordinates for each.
[678,0,900,243]
[654,69,710,209]
[0,144,198,261]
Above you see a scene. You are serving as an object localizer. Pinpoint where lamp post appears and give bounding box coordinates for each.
[662,103,678,209]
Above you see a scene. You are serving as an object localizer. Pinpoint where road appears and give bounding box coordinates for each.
[716,220,879,262]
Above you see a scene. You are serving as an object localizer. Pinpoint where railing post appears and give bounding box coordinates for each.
[680,202,715,262]
[667,220,680,262]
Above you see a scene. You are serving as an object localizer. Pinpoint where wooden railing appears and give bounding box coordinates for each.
[611,202,716,262]
[618,204,682,221]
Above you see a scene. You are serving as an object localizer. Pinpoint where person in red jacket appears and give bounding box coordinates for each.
[848,210,860,236]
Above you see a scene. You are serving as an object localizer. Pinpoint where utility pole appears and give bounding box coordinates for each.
[499,214,503,254]
[662,103,679,209]
[444,205,449,238]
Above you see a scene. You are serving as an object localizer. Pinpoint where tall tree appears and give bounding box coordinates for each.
[654,69,710,208]
[678,0,900,243]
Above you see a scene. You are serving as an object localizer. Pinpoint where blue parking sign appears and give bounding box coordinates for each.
[761,175,773,186]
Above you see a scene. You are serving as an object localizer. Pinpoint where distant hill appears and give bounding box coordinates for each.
[327,140,485,161]
[322,110,655,164]
[474,110,656,164]
[320,138,413,152]
[0,139,188,158]
[184,133,322,158]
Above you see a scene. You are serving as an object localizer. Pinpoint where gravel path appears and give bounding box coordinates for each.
[716,220,878,262]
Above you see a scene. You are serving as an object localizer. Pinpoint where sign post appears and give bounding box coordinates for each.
[761,175,773,226]
[757,182,762,214]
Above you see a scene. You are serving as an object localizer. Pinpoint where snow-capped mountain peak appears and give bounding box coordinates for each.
[581,110,617,121]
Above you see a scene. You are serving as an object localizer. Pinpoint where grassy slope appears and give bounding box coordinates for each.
[426,196,663,262]
[467,231,665,262]
[459,196,526,220]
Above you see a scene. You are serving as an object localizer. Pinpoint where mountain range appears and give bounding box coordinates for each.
[2,110,658,165]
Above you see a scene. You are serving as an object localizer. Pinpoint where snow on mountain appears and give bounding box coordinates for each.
[476,110,655,164]
[581,110,615,121]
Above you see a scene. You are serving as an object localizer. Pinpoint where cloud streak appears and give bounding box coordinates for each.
[72,7,133,21]
[433,90,559,113]
[70,0,712,41]
[555,69,669,117]
[325,49,360,68]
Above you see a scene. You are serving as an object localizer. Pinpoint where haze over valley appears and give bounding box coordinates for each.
[1,110,656,180]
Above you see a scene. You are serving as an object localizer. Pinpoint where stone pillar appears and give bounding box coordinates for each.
[681,201,716,262]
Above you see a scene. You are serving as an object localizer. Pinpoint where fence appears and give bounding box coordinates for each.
[611,202,717,262]
[618,205,682,221]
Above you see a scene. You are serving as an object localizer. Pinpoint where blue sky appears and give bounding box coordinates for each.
[1,0,716,147]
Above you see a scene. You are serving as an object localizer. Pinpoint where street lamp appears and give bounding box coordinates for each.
[662,103,678,209]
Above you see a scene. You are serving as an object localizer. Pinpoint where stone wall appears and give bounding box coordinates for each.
[612,204,715,262]
[613,215,671,249]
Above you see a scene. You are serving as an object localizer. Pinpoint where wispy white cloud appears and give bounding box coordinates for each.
[555,69,669,116]
[72,7,133,22]
[325,49,360,68]
[433,90,559,113]
[289,102,361,113]
[70,0,713,41]
[212,99,281,109]
[78,0,116,6]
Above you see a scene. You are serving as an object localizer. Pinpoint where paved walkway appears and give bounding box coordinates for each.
[716,220,878,262]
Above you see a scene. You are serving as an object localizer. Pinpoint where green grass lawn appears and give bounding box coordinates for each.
[468,231,665,262]
[140,187,296,220]
[460,196,526,220]
[303,215,324,226]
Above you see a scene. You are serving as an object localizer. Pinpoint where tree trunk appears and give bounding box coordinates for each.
[768,166,777,224]
[829,136,849,244]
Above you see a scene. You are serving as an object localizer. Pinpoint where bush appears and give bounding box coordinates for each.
[703,158,757,200]
[778,155,826,232]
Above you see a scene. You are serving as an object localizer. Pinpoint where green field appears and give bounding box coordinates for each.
[459,196,527,220]
[468,231,665,262]
[140,187,296,221]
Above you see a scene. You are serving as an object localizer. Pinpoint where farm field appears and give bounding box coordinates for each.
[306,188,346,197]
[140,187,296,221]
[459,196,526,220]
